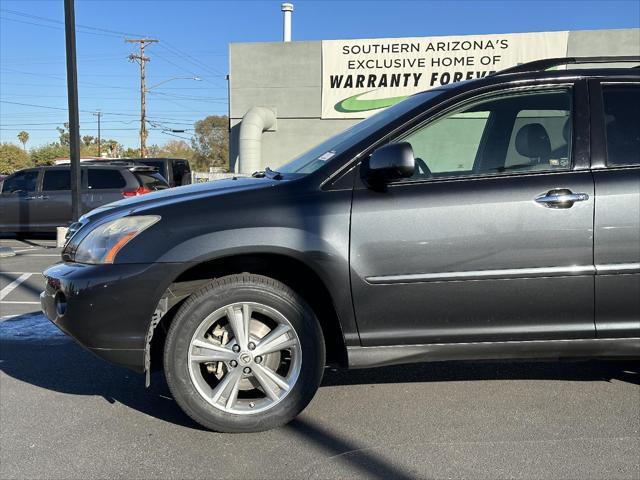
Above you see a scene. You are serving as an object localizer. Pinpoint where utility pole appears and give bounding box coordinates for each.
[64,0,81,223]
[93,111,101,157]
[126,38,158,158]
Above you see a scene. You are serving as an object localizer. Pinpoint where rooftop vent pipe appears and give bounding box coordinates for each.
[238,106,276,174]
[281,3,293,42]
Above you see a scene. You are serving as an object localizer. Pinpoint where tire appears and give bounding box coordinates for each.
[163,273,325,432]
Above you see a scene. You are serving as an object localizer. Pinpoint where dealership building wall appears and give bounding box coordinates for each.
[228,28,639,173]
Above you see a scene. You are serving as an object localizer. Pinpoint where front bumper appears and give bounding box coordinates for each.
[41,261,184,372]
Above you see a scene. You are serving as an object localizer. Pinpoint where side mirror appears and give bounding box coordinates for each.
[362,142,415,188]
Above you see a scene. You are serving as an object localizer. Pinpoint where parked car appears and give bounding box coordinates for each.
[42,57,639,432]
[0,164,168,233]
[122,157,192,187]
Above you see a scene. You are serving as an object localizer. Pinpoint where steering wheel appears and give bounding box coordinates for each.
[414,157,432,179]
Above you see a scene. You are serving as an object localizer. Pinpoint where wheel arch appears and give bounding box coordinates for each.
[146,252,350,384]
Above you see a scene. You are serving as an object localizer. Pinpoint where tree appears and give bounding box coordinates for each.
[121,147,141,158]
[56,123,70,146]
[29,143,69,166]
[82,135,95,147]
[159,139,195,160]
[17,131,29,151]
[0,143,31,174]
[191,115,229,171]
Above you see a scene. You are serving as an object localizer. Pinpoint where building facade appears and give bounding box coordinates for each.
[228,28,640,173]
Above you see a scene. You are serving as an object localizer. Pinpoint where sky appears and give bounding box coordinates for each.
[1,0,639,149]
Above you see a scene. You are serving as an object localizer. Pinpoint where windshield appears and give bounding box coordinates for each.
[278,90,442,175]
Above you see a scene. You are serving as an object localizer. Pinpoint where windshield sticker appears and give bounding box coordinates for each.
[317,150,336,161]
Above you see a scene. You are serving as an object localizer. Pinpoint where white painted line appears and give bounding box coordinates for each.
[0,273,32,300]
[0,272,42,275]
[15,254,60,257]
[0,301,41,305]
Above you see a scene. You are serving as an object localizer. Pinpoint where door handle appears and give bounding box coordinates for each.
[535,189,589,209]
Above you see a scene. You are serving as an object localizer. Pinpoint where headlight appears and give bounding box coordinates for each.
[74,215,160,264]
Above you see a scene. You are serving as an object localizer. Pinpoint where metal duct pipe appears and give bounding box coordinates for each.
[238,106,277,174]
[281,3,293,42]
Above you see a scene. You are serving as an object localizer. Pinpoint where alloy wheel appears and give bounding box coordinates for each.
[187,302,302,415]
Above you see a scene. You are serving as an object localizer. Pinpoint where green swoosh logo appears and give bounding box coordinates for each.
[334,90,408,113]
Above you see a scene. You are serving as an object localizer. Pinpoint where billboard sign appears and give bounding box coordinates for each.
[321,31,569,119]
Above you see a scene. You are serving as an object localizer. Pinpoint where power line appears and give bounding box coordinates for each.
[159,42,225,77]
[1,99,142,117]
[0,8,148,38]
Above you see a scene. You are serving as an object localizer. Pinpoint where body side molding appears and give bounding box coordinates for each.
[365,263,640,284]
[365,265,595,284]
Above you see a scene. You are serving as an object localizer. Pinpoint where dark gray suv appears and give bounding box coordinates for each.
[41,57,639,432]
[0,164,168,233]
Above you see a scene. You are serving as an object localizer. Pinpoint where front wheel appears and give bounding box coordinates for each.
[163,273,325,432]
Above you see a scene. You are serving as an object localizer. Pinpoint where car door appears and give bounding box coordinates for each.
[350,82,596,346]
[31,167,73,229]
[85,167,128,211]
[0,169,40,232]
[589,79,640,338]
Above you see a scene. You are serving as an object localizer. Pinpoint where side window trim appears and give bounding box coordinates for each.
[589,79,640,170]
[389,85,577,186]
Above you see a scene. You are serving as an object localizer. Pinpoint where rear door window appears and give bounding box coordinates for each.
[42,169,70,191]
[2,170,39,193]
[87,169,126,190]
[602,84,640,167]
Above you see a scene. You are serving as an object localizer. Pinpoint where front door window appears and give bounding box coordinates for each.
[397,89,573,181]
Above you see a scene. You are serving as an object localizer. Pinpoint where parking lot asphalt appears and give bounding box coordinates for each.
[0,237,59,318]
[1,237,639,479]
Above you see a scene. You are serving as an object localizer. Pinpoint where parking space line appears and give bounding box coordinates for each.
[0,272,43,275]
[0,273,32,300]
[1,301,41,305]
[15,254,60,257]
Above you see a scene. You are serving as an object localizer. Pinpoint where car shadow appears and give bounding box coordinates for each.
[322,357,640,387]
[0,233,56,245]
[1,315,638,434]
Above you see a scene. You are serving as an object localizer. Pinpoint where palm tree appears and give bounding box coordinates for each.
[17,131,29,151]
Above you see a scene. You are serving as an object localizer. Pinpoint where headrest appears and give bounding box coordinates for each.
[515,123,551,159]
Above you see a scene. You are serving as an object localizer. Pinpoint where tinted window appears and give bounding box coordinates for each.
[87,169,126,189]
[42,169,70,191]
[398,89,572,181]
[139,160,167,178]
[135,172,169,190]
[2,170,38,193]
[603,85,640,167]
[172,160,190,184]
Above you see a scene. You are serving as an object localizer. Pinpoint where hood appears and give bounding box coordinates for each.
[81,176,281,223]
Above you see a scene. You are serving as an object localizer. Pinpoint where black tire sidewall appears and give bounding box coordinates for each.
[164,275,325,433]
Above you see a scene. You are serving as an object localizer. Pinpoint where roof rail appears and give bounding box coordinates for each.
[492,56,640,76]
